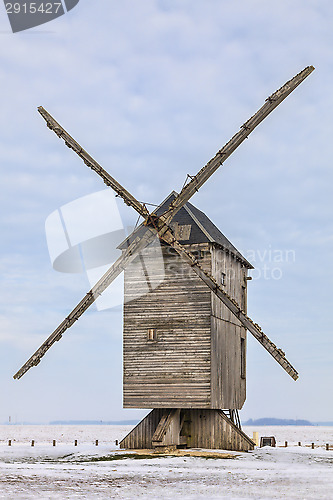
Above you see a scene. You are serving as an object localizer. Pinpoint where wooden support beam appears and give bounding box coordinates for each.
[152,409,181,448]
[120,408,255,451]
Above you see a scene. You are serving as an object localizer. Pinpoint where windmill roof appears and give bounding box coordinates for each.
[118,191,253,269]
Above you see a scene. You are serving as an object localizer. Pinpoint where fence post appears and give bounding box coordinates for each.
[8,440,11,446]
[285,441,288,447]
[31,440,35,447]
[311,443,314,449]
[298,441,301,447]
[74,440,78,446]
[53,440,56,447]
[326,443,329,451]
[95,440,99,446]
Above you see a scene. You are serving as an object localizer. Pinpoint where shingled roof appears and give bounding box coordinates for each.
[118,191,253,269]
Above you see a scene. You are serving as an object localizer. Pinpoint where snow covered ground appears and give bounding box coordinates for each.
[0,425,332,499]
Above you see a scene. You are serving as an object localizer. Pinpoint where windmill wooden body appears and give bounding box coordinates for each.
[14,66,314,452]
[121,193,252,411]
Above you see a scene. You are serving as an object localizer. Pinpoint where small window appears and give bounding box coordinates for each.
[241,285,246,312]
[241,337,246,379]
[147,328,157,342]
[221,272,226,286]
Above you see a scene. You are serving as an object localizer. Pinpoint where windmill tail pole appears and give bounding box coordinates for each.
[164,65,315,221]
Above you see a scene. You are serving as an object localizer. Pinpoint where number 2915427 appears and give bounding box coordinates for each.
[5,3,63,14]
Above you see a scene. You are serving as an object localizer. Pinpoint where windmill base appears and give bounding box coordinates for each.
[119,409,255,452]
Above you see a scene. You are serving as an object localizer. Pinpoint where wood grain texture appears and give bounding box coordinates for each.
[123,243,212,408]
[210,245,247,409]
[123,241,247,409]
[120,408,255,451]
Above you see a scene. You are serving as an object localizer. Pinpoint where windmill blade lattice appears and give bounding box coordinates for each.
[161,66,314,224]
[37,106,150,220]
[14,66,314,380]
[13,227,157,380]
[159,230,298,380]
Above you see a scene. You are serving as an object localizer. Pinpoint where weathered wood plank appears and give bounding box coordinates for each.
[210,245,246,409]
[123,239,249,409]
[123,244,212,408]
[120,409,255,451]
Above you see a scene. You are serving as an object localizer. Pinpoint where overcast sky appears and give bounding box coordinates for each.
[0,1,332,424]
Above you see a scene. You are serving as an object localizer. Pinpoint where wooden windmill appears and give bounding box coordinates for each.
[14,66,314,451]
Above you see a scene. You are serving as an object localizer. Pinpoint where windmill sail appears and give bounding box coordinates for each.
[38,66,314,228]
[160,230,298,380]
[161,66,314,223]
[14,66,313,380]
[38,106,150,219]
[13,228,157,380]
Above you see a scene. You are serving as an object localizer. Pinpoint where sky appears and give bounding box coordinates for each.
[0,0,332,424]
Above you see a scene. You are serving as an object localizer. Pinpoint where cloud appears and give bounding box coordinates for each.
[0,0,332,421]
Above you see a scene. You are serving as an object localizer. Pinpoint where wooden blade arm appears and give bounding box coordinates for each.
[37,106,150,220]
[161,66,314,224]
[13,227,156,380]
[161,229,298,381]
